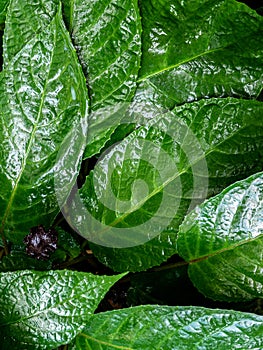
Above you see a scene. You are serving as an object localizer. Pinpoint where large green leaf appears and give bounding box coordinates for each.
[68,0,141,158]
[3,0,59,65]
[178,172,263,302]
[0,9,88,245]
[73,98,263,272]
[135,0,263,111]
[69,305,263,349]
[0,270,124,349]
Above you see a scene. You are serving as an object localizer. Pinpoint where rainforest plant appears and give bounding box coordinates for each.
[0,0,263,348]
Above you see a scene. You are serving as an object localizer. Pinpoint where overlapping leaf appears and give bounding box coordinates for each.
[135,0,263,111]
[69,305,263,349]
[76,98,263,272]
[3,0,59,65]
[178,172,263,301]
[67,0,142,157]
[0,270,124,349]
[0,9,88,244]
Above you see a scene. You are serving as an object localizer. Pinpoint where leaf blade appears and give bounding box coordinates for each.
[136,0,263,110]
[69,0,142,158]
[0,9,88,244]
[3,0,59,65]
[178,172,263,301]
[76,98,263,272]
[0,270,124,349]
[70,305,263,349]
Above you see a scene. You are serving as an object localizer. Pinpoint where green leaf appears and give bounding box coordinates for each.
[135,0,263,111]
[0,250,52,272]
[178,172,263,302]
[177,173,263,301]
[70,305,263,349]
[3,0,59,65]
[50,227,81,264]
[56,227,81,260]
[61,0,72,31]
[0,270,124,349]
[68,0,142,158]
[0,0,9,29]
[0,9,88,245]
[76,98,263,272]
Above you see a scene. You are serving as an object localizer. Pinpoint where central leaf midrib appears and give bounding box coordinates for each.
[137,46,223,83]
[79,333,133,349]
[189,234,263,264]
[0,27,57,237]
[94,122,247,234]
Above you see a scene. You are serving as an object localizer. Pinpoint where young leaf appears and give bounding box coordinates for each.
[76,98,263,272]
[0,9,88,245]
[69,305,263,349]
[135,0,263,110]
[3,0,59,65]
[0,270,124,349]
[178,172,263,301]
[68,0,142,158]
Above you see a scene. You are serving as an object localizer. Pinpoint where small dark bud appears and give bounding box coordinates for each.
[24,225,58,260]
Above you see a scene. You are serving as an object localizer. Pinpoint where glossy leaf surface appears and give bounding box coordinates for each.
[178,172,263,301]
[0,270,124,349]
[0,10,88,244]
[69,0,141,158]
[70,305,263,349]
[3,0,59,65]
[78,98,263,272]
[135,0,263,110]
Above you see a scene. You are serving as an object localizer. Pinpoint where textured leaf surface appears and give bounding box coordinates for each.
[77,98,263,272]
[3,0,59,65]
[0,270,124,349]
[70,305,263,349]
[0,10,88,244]
[135,0,263,110]
[178,172,263,301]
[69,0,141,158]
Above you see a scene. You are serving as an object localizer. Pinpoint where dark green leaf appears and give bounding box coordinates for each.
[56,227,81,260]
[0,250,52,272]
[135,0,263,110]
[178,172,263,301]
[0,9,88,244]
[70,305,263,349]
[61,0,72,31]
[0,0,9,30]
[68,0,141,158]
[76,98,263,272]
[0,270,124,349]
[3,0,59,65]
[50,227,81,264]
